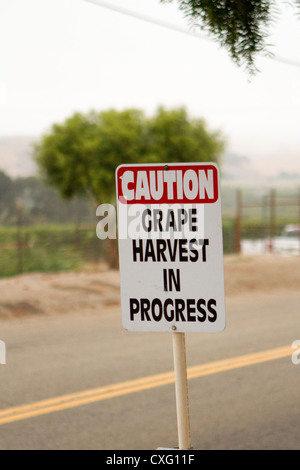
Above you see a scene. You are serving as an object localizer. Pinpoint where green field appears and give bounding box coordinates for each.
[0,224,104,278]
[0,216,298,278]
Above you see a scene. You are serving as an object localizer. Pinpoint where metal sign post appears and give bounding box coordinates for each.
[172,332,191,450]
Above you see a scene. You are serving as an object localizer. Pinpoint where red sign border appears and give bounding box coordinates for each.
[116,163,219,204]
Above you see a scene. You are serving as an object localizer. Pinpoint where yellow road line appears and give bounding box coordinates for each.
[0,344,292,426]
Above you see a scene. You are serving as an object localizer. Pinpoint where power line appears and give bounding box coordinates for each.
[85,0,212,42]
[84,0,300,70]
[271,54,300,68]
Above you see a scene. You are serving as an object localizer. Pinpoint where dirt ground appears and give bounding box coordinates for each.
[0,254,299,319]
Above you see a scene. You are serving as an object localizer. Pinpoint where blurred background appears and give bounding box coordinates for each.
[0,0,299,278]
[0,0,300,450]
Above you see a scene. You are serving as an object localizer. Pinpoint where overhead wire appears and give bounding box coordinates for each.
[84,0,300,70]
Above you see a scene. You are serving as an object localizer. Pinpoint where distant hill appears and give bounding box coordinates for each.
[0,136,38,178]
[222,152,300,185]
[221,152,263,181]
[0,136,262,181]
[0,136,297,185]
[276,171,300,181]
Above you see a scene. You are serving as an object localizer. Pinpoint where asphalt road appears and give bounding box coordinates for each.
[0,288,299,450]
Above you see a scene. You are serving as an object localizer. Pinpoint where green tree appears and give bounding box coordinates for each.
[161,0,300,72]
[147,106,224,164]
[0,170,12,201]
[34,107,224,268]
[35,110,147,203]
[34,106,224,203]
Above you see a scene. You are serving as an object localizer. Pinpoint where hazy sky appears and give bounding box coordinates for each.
[0,0,300,177]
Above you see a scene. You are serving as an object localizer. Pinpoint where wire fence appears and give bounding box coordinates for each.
[0,186,299,278]
[233,187,300,254]
[0,223,106,277]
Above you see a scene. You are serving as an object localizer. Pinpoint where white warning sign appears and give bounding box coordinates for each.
[116,163,225,333]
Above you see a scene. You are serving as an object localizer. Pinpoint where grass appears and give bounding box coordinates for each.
[0,217,298,278]
[0,224,103,278]
[0,247,82,278]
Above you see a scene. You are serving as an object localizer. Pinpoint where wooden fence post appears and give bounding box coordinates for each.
[234,189,242,253]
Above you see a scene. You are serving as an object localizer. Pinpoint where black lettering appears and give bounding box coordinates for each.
[197,299,206,322]
[163,269,168,291]
[189,208,197,232]
[207,299,217,322]
[144,240,156,262]
[165,210,177,231]
[156,240,167,262]
[132,239,143,262]
[189,239,199,262]
[164,299,174,322]
[140,298,151,321]
[141,209,152,232]
[168,268,180,291]
[201,239,209,262]
[166,239,178,261]
[152,298,163,321]
[132,238,209,263]
[153,209,163,231]
[129,297,218,324]
[186,299,196,321]
[175,299,186,321]
[178,209,188,230]
[129,299,140,320]
[178,239,188,261]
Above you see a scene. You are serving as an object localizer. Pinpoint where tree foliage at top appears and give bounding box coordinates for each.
[161,0,300,72]
[34,107,224,203]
